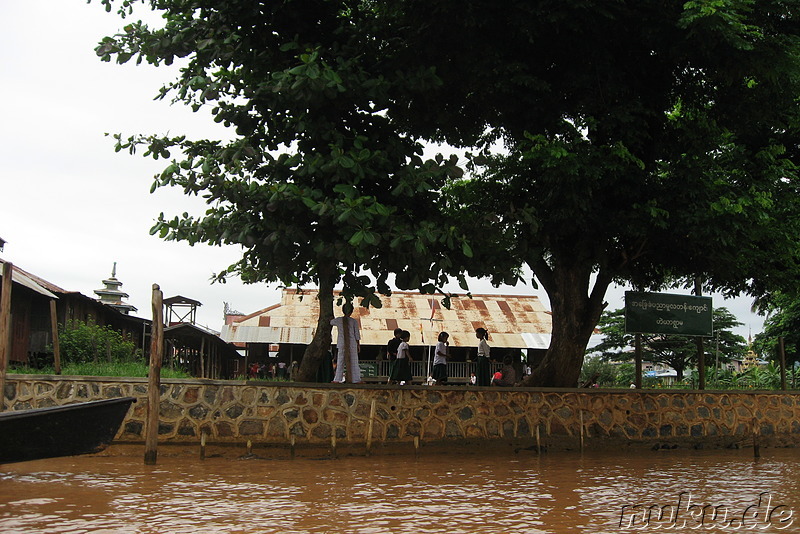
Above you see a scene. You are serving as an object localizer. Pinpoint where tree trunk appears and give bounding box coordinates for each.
[675,364,685,382]
[295,260,336,382]
[523,257,610,388]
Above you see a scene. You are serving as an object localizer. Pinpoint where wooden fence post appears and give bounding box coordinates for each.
[0,262,12,412]
[49,300,61,374]
[144,284,164,465]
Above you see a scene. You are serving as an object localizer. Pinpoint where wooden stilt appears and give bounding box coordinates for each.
[200,432,206,460]
[290,435,296,459]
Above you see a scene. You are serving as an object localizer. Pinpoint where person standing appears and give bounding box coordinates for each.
[386,327,403,384]
[390,330,413,385]
[475,327,491,386]
[432,331,450,385]
[330,303,362,384]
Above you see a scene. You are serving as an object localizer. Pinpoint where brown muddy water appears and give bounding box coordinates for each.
[0,447,798,533]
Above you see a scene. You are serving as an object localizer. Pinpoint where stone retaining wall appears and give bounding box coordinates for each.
[5,376,800,450]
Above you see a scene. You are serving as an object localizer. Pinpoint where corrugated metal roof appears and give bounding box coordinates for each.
[0,259,57,299]
[1,259,67,295]
[221,289,552,349]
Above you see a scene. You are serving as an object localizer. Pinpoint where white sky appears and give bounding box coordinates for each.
[0,0,764,338]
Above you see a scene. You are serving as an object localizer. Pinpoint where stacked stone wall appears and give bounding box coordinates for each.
[5,376,800,450]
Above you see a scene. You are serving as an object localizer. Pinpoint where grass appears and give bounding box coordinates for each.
[8,361,192,379]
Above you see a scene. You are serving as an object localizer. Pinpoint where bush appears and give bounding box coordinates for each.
[58,319,141,364]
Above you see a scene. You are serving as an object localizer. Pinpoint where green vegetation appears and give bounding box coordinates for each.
[58,319,140,364]
[579,360,798,391]
[752,293,800,369]
[591,307,748,381]
[10,319,190,378]
[9,361,191,379]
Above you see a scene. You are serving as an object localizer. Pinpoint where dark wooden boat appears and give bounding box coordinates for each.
[0,397,136,464]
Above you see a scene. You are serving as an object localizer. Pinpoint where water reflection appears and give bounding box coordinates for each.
[0,449,798,533]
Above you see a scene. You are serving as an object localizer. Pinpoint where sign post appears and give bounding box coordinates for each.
[625,291,713,389]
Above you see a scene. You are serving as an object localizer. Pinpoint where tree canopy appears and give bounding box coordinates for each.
[97,1,800,386]
[753,293,800,366]
[96,0,478,379]
[389,0,800,386]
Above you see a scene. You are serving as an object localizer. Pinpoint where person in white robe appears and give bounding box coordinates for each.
[330,303,362,383]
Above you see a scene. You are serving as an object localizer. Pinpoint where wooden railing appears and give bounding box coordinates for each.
[358,360,502,381]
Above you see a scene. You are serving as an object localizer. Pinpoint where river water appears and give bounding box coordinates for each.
[0,447,798,533]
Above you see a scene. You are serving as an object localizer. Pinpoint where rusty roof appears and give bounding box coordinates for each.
[0,258,58,299]
[221,289,552,349]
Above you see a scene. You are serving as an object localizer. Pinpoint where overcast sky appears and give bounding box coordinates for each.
[0,1,765,338]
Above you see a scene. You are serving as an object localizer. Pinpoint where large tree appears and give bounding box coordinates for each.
[96,0,473,380]
[387,0,800,386]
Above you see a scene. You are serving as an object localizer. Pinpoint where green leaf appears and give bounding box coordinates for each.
[333,184,358,197]
[348,230,364,246]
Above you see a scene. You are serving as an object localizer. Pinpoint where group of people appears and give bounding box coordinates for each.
[248,360,290,380]
[329,304,522,387]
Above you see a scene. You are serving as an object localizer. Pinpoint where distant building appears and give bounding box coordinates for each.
[0,259,149,365]
[162,295,241,379]
[93,262,137,315]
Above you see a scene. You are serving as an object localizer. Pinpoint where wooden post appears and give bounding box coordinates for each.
[696,337,706,390]
[414,435,420,458]
[200,337,206,379]
[247,440,252,455]
[0,262,12,412]
[331,433,337,459]
[779,337,787,391]
[49,300,61,375]
[695,278,706,390]
[579,410,585,453]
[200,431,207,460]
[634,334,642,389]
[144,284,164,465]
[290,435,296,459]
[753,419,760,459]
[366,398,377,455]
[536,425,541,455]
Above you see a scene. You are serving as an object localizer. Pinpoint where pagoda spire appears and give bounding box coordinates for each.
[94,263,137,315]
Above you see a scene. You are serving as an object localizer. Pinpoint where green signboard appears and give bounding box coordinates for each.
[625,291,713,336]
